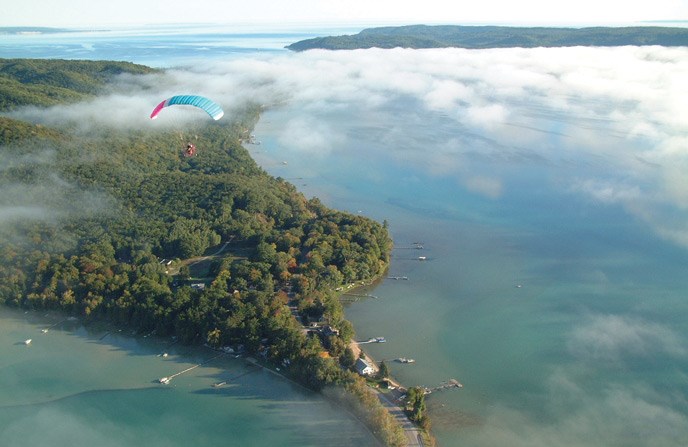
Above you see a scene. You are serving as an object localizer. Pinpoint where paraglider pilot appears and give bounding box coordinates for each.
[185,142,196,157]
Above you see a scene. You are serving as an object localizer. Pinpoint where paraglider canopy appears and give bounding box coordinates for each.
[150,95,224,121]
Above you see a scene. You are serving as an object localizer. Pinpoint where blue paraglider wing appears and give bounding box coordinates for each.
[150,95,224,120]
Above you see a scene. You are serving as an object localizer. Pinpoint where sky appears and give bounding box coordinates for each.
[4,0,688,28]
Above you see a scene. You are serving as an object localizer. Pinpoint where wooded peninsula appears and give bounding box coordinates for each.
[286,24,688,51]
[0,58,415,446]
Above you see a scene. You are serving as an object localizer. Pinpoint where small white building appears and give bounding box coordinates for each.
[355,358,375,376]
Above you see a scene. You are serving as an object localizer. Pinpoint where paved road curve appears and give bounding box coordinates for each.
[376,390,423,447]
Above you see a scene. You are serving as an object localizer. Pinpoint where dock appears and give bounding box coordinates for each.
[341,292,378,300]
[393,244,424,250]
[356,337,386,344]
[423,378,463,394]
[42,318,70,333]
[158,352,225,384]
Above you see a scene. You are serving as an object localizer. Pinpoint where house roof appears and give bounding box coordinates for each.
[355,358,373,374]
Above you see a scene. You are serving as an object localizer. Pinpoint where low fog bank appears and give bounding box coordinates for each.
[10,46,687,250]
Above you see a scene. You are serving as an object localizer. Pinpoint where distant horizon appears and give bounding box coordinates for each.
[2,19,688,33]
[4,0,687,29]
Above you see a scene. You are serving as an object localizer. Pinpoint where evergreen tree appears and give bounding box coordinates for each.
[378,360,389,379]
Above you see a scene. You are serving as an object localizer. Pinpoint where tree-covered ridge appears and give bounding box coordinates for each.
[286,24,688,51]
[0,59,394,402]
[0,58,157,110]
[0,27,75,34]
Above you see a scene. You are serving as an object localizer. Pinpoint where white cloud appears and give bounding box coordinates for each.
[7,45,688,247]
[464,175,503,199]
[423,79,473,111]
[277,116,344,156]
[568,314,687,363]
[464,103,509,129]
[0,205,52,223]
[569,179,643,204]
[473,378,688,447]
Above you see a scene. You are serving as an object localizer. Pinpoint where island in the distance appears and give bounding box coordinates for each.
[286,24,688,51]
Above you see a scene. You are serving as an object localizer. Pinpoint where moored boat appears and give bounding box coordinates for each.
[396,357,415,363]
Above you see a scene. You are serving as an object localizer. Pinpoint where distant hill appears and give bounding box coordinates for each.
[0,58,157,111]
[0,27,74,34]
[286,24,688,51]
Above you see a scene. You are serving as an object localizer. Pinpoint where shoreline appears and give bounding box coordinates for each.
[347,338,428,447]
[341,274,437,446]
[3,298,422,446]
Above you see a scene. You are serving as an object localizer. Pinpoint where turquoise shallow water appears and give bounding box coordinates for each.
[252,97,688,446]
[0,308,379,447]
[4,26,688,446]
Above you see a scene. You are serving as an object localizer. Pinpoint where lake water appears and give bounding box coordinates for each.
[3,24,688,446]
[0,308,379,447]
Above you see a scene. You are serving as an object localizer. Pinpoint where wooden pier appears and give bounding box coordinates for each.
[393,242,425,250]
[356,337,386,344]
[158,353,225,384]
[342,292,378,300]
[42,318,71,333]
[423,379,463,394]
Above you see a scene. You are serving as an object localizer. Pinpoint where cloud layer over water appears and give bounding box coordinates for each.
[12,45,688,246]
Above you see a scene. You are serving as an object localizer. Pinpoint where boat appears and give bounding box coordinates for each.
[212,381,226,388]
[418,256,427,261]
[24,339,32,345]
[41,329,49,333]
[374,337,386,343]
[159,377,170,384]
[396,357,415,363]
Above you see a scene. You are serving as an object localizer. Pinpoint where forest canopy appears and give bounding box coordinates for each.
[286,24,688,51]
[0,58,393,392]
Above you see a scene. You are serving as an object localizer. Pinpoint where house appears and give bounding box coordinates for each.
[322,325,340,337]
[355,358,375,376]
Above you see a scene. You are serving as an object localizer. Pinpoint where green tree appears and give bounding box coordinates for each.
[340,346,356,369]
[378,360,389,379]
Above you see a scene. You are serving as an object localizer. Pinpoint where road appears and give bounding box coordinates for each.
[376,390,423,447]
[188,238,233,267]
[348,340,423,446]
